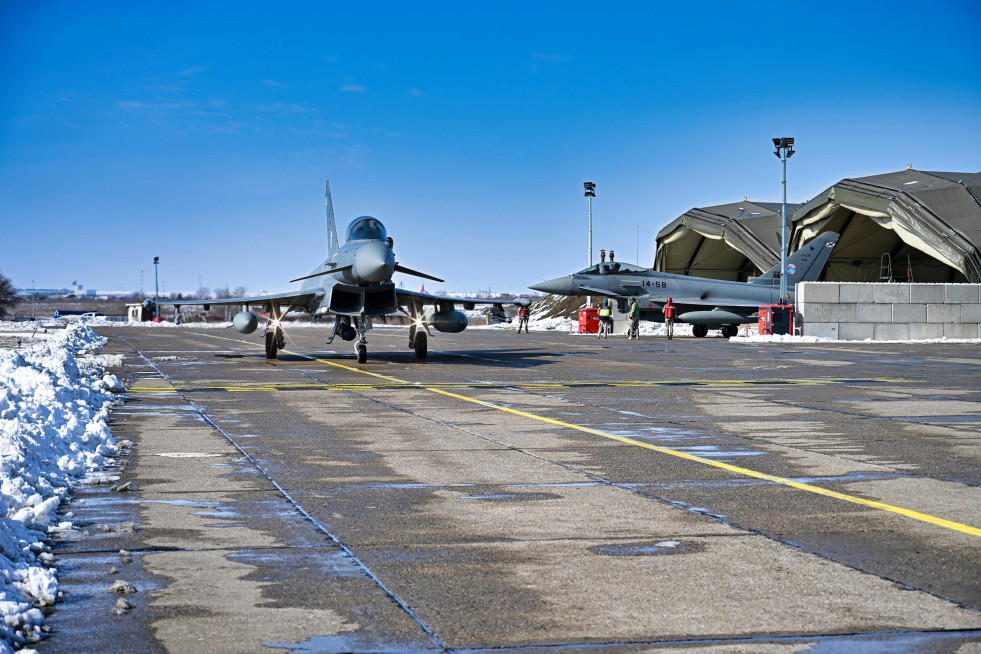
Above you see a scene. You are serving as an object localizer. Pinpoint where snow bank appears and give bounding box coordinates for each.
[0,324,121,653]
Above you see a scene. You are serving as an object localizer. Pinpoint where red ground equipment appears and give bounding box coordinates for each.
[758,304,794,336]
[578,307,600,334]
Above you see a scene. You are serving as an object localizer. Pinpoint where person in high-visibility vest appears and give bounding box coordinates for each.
[663,297,676,340]
[597,299,613,339]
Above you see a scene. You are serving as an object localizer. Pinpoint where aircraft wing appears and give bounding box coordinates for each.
[396,289,530,307]
[169,290,319,311]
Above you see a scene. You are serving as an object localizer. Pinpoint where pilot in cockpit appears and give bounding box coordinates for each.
[347,216,388,241]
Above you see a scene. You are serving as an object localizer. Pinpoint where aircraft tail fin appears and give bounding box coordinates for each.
[750,232,839,286]
[325,180,339,258]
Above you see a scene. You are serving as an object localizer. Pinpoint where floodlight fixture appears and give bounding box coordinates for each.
[583,181,596,197]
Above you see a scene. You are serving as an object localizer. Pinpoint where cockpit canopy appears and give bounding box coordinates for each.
[576,262,647,275]
[346,216,387,242]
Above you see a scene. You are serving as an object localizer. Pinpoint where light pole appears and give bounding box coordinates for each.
[153,256,160,319]
[772,137,795,304]
[584,181,596,307]
[31,280,35,321]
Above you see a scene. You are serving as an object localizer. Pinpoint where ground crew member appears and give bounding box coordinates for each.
[627,297,640,339]
[597,299,612,338]
[663,297,676,340]
[517,304,529,333]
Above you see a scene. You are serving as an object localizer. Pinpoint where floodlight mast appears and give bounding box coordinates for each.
[584,182,596,307]
[772,137,795,303]
[153,256,160,319]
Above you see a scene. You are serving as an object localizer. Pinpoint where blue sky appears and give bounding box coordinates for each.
[2,1,979,295]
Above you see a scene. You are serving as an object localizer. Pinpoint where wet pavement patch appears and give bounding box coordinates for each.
[590,540,699,556]
[458,492,560,502]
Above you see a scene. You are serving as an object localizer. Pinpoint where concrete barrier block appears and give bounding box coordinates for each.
[874,323,909,340]
[799,283,839,304]
[910,323,943,340]
[944,323,979,339]
[893,303,927,323]
[927,304,960,323]
[839,323,874,340]
[839,284,874,303]
[803,322,838,339]
[962,304,981,322]
[910,284,944,303]
[856,304,892,322]
[874,283,910,304]
[945,284,981,303]
[824,303,857,322]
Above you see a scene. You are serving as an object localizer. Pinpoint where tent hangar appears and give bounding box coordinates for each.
[654,201,797,281]
[791,169,981,283]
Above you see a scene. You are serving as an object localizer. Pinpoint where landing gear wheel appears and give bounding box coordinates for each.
[414,331,428,358]
[356,343,367,364]
[692,324,709,338]
[264,331,279,359]
[721,324,738,338]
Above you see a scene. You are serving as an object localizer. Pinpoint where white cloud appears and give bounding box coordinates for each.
[340,84,365,92]
[408,88,424,96]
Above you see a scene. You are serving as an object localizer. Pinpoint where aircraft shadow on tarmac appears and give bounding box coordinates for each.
[212,349,571,368]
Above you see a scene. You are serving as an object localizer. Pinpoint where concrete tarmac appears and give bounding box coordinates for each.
[42,325,981,653]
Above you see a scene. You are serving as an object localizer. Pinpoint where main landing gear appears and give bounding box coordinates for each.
[409,325,428,358]
[692,324,709,338]
[406,303,430,360]
[721,324,739,338]
[265,327,285,359]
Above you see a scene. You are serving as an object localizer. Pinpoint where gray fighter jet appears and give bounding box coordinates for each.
[171,182,528,362]
[529,232,838,337]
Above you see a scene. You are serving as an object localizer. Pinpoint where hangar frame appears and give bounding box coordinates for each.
[791,170,981,283]
[654,201,794,281]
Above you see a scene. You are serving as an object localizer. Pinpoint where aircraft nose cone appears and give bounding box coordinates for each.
[528,276,574,295]
[354,241,396,282]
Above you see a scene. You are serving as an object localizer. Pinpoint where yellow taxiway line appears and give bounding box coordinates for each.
[135,330,980,538]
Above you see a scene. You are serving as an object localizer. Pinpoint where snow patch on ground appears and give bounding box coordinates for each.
[734,334,981,344]
[0,324,122,653]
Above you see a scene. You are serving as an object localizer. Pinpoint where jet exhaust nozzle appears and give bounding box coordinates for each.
[233,311,259,334]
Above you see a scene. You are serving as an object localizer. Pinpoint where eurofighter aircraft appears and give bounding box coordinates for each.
[171,182,528,363]
[529,232,838,337]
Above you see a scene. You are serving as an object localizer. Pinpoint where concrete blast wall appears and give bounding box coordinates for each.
[797,283,981,340]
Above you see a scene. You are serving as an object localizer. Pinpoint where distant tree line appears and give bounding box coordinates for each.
[0,271,21,319]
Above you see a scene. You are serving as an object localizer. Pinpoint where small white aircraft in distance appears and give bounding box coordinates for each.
[171,181,529,363]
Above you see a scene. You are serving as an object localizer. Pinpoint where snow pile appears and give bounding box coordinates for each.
[0,324,121,653]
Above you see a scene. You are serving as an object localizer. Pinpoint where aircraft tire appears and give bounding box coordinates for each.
[414,331,428,358]
[356,343,367,364]
[692,324,709,338]
[721,324,738,338]
[265,331,278,359]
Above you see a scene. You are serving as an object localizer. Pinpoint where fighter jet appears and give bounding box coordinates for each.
[528,232,838,337]
[170,182,528,362]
